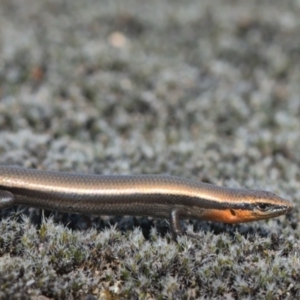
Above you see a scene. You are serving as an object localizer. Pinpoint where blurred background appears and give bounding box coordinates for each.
[0,0,300,187]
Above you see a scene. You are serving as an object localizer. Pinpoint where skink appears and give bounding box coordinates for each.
[0,166,293,238]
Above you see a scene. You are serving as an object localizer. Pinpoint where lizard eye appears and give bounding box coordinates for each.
[257,203,271,211]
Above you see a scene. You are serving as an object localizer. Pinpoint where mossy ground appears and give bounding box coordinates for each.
[0,0,300,299]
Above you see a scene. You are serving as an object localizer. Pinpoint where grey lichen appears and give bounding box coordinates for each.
[0,217,298,299]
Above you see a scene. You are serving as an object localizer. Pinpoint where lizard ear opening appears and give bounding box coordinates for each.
[230,209,236,216]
